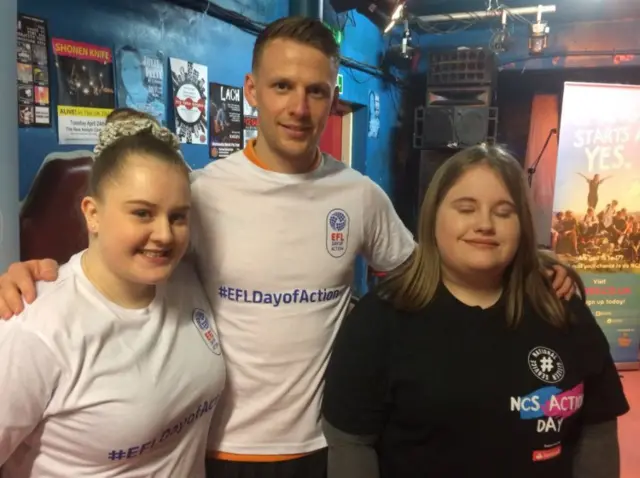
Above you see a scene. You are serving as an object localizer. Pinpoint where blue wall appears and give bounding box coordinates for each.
[19,0,271,197]
[324,5,405,294]
[18,0,401,295]
[329,8,401,193]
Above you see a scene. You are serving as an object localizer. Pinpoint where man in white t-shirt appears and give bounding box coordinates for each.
[0,16,576,478]
[188,19,417,476]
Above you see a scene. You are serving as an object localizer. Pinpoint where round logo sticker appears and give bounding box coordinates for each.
[326,208,350,258]
[193,308,209,330]
[192,308,221,355]
[528,346,565,384]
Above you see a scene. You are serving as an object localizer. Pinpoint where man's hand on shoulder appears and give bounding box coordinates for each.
[538,249,581,301]
[0,259,59,319]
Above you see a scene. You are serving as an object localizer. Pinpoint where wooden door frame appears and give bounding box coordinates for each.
[336,101,353,168]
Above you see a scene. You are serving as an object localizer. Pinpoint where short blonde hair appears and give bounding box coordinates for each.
[252,16,340,73]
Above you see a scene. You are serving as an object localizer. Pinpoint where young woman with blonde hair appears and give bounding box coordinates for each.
[0,118,224,477]
[322,144,628,478]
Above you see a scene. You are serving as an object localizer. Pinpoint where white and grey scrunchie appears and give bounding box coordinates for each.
[93,118,181,156]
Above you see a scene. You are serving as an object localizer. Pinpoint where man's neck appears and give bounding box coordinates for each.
[253,138,318,174]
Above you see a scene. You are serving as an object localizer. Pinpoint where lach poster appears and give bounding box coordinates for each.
[17,14,51,127]
[116,46,166,125]
[170,58,208,145]
[209,83,243,159]
[52,38,115,145]
[242,89,258,147]
[552,81,640,368]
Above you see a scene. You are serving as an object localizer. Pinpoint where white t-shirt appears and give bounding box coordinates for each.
[190,150,415,455]
[0,252,225,477]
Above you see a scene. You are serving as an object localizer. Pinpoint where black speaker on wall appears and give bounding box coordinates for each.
[422,107,492,149]
[426,85,493,107]
[413,47,499,150]
[414,102,498,150]
[427,48,497,87]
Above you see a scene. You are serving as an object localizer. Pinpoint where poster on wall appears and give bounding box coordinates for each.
[552,81,640,368]
[52,38,115,145]
[17,14,51,127]
[115,46,166,125]
[242,89,258,147]
[367,91,380,139]
[169,58,208,145]
[209,83,243,159]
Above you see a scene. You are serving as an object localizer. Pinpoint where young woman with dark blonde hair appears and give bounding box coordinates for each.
[322,144,628,478]
[0,119,224,477]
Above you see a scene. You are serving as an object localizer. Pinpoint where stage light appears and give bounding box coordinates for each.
[528,20,549,55]
[383,18,416,68]
[383,1,405,34]
[391,2,404,21]
[334,0,404,34]
[490,10,510,53]
[528,5,550,55]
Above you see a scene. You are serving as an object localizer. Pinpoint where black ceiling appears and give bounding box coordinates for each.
[407,0,640,24]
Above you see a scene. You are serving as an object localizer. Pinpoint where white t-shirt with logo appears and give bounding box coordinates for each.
[0,252,225,477]
[190,151,415,455]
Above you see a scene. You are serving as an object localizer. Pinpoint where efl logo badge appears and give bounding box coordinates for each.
[192,308,221,355]
[326,208,350,258]
[528,346,565,384]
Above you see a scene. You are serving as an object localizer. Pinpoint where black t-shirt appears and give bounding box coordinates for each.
[562,217,577,232]
[322,287,629,478]
[613,217,627,232]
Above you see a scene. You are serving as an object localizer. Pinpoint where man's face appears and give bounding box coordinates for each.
[244,38,338,162]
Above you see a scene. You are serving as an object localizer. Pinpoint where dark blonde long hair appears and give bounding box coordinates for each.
[381,144,584,328]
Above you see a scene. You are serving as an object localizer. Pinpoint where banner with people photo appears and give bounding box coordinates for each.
[209,82,243,159]
[52,38,115,144]
[169,58,208,145]
[552,81,640,368]
[115,46,165,126]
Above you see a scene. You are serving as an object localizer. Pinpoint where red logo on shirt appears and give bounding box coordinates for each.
[532,445,561,462]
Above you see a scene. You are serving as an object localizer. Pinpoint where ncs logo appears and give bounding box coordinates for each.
[510,383,584,420]
[510,383,584,434]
